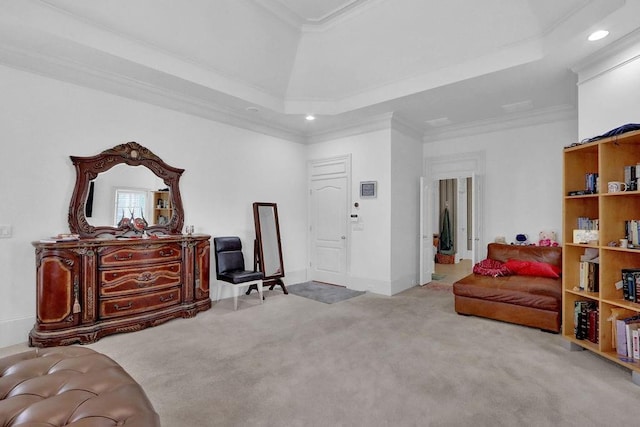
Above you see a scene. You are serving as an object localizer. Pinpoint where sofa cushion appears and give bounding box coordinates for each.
[453,274,561,311]
[504,259,561,278]
[473,258,512,277]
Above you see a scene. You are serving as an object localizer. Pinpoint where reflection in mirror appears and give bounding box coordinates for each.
[84,163,167,227]
[258,206,282,276]
[253,202,287,294]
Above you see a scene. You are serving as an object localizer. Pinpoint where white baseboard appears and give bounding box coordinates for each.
[348,276,392,296]
[0,316,33,348]
[390,273,418,295]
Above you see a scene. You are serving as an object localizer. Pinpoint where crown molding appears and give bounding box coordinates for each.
[250,0,303,30]
[0,36,305,144]
[28,0,286,110]
[572,27,640,85]
[391,115,423,141]
[423,104,577,143]
[252,0,382,32]
[301,0,386,33]
[306,112,393,144]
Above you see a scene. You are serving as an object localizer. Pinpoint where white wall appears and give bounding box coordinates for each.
[390,127,423,294]
[424,119,577,250]
[576,37,640,140]
[307,129,393,294]
[0,65,308,348]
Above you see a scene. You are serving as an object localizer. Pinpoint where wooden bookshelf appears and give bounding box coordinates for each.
[563,129,640,382]
[152,191,172,225]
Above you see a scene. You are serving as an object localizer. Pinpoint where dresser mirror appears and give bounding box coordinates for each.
[253,202,287,294]
[69,142,185,238]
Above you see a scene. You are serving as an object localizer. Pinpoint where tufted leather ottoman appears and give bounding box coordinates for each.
[0,346,159,426]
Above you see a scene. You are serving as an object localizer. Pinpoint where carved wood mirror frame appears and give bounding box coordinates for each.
[69,142,185,238]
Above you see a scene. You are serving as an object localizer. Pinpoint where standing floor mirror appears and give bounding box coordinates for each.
[252,202,287,294]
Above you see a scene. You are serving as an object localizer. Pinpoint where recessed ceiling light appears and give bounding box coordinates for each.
[588,30,609,41]
[245,106,259,112]
[306,115,315,121]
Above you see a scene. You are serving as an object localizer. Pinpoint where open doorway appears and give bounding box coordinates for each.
[425,151,485,284]
[432,177,473,283]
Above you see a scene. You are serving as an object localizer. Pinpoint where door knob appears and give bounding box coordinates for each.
[341,236,346,240]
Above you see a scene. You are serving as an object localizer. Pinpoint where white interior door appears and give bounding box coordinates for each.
[472,173,484,263]
[310,176,348,285]
[419,177,434,285]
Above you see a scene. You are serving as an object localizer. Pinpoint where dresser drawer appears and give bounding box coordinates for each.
[100,262,181,297]
[100,287,181,319]
[100,243,181,267]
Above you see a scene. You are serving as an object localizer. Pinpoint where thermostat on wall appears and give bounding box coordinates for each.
[360,181,377,198]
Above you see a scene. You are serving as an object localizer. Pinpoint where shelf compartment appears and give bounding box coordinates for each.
[563,197,599,245]
[562,291,599,344]
[600,249,640,300]
[562,244,599,295]
[600,193,640,245]
[599,136,640,185]
[563,142,599,195]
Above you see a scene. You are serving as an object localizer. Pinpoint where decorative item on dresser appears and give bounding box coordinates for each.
[29,142,211,347]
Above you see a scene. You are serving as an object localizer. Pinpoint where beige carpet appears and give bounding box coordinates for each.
[3,287,640,426]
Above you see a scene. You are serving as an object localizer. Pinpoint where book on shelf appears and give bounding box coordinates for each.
[574,300,597,340]
[578,261,599,292]
[624,164,639,191]
[577,217,598,230]
[588,309,599,344]
[633,328,640,360]
[615,315,640,357]
[626,323,640,360]
[624,220,640,246]
[585,172,598,193]
[621,269,640,303]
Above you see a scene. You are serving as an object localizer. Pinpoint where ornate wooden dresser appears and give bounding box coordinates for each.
[30,141,211,347]
[30,235,210,347]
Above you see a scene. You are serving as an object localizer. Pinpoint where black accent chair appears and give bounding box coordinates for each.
[213,236,264,310]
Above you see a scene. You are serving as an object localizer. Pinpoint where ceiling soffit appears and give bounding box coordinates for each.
[283,0,610,114]
[0,0,632,143]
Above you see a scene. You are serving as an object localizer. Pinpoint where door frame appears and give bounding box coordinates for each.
[426,151,485,263]
[419,177,434,285]
[307,154,352,285]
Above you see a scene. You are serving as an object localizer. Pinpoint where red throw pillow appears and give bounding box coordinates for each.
[473,258,512,277]
[504,259,561,278]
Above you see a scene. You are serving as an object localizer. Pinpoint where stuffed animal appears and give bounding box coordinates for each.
[538,230,559,247]
[513,234,529,245]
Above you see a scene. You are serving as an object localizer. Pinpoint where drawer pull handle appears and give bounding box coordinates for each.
[160,294,174,303]
[159,250,174,257]
[114,302,133,311]
[137,282,151,288]
[114,253,133,261]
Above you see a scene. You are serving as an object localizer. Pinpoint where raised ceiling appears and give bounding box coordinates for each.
[0,0,638,143]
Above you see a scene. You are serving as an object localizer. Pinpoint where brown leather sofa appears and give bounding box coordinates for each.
[0,346,159,426]
[453,243,562,332]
